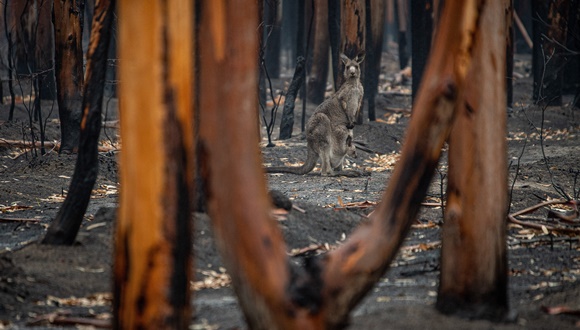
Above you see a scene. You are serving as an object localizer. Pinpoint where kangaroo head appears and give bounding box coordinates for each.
[340,53,364,79]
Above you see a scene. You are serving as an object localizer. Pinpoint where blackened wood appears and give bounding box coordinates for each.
[264,0,282,79]
[394,0,409,69]
[365,0,386,121]
[328,0,341,91]
[410,0,433,103]
[43,0,115,245]
[279,57,305,140]
[307,0,329,104]
[53,0,85,153]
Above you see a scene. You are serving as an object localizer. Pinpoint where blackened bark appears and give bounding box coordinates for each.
[394,0,409,69]
[563,0,579,94]
[506,0,514,107]
[365,0,385,121]
[328,0,341,91]
[264,0,281,79]
[4,2,16,120]
[43,0,115,245]
[307,0,329,104]
[54,0,85,153]
[532,0,568,106]
[279,57,305,140]
[410,0,433,103]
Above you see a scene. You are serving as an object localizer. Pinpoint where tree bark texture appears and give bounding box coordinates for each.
[42,0,115,246]
[436,0,509,320]
[532,0,569,106]
[53,0,85,153]
[340,0,365,124]
[307,0,329,104]
[365,0,385,121]
[197,2,308,328]
[114,0,194,328]
[410,0,433,103]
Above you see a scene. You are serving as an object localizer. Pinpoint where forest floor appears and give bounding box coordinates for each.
[0,53,579,329]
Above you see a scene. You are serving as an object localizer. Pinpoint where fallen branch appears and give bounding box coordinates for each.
[513,10,533,49]
[354,142,384,155]
[508,215,580,234]
[0,139,115,153]
[28,312,111,329]
[0,217,42,223]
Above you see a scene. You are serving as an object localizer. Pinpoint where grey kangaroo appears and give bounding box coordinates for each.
[266,53,365,176]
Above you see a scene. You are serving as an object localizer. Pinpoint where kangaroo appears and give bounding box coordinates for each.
[266,53,365,176]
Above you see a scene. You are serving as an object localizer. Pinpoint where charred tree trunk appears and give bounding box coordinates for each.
[42,0,115,246]
[436,0,509,319]
[4,1,16,120]
[506,0,514,108]
[114,0,194,327]
[532,0,569,106]
[410,0,433,103]
[328,0,341,91]
[394,0,409,69]
[365,0,385,122]
[264,0,281,79]
[307,0,329,104]
[53,0,85,153]
[563,0,580,95]
[340,0,365,124]
[279,56,305,140]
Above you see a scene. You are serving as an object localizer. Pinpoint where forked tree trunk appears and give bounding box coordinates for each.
[340,0,365,123]
[307,0,329,104]
[197,1,508,329]
[114,0,194,328]
[42,0,115,246]
[436,0,509,319]
[53,0,85,153]
[365,0,385,121]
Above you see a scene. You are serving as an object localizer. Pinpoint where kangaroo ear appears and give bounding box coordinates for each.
[356,52,365,64]
[340,53,349,65]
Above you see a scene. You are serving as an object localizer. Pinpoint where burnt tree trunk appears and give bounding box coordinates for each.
[279,56,305,140]
[42,0,115,246]
[264,0,281,79]
[436,0,509,319]
[114,0,194,328]
[328,0,341,91]
[365,0,385,122]
[532,0,569,106]
[340,0,365,124]
[307,0,329,104]
[506,0,514,107]
[394,0,409,69]
[4,1,16,120]
[410,0,433,103]
[53,0,85,153]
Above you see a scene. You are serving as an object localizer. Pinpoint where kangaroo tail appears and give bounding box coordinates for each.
[265,148,318,175]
